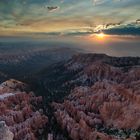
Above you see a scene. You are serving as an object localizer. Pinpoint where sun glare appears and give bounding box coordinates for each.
[87,32,108,42]
[96,33,105,39]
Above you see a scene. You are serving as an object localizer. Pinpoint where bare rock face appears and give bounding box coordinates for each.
[0,79,28,93]
[0,121,14,140]
[0,79,48,140]
[52,54,140,140]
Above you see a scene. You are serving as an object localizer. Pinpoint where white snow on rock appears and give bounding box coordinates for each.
[0,93,16,100]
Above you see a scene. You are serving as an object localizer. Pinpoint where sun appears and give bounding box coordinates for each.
[87,32,108,42]
[96,33,105,39]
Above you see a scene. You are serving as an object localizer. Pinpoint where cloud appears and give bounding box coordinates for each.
[92,0,107,5]
[17,29,94,38]
[102,25,140,36]
[47,6,60,12]
[136,19,140,24]
[105,22,122,28]
[0,0,140,37]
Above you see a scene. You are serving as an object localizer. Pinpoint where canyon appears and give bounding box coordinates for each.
[0,53,140,140]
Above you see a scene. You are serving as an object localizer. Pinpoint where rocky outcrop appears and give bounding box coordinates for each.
[52,54,140,140]
[1,53,140,140]
[0,79,28,93]
[53,83,140,139]
[0,79,48,140]
[0,121,14,140]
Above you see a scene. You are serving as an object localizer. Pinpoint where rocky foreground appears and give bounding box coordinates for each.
[52,54,140,140]
[0,53,140,140]
[0,79,48,140]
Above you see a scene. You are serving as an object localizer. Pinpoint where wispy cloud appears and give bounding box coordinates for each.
[0,0,140,37]
[47,6,60,12]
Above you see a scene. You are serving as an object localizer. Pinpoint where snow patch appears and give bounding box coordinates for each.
[0,93,15,100]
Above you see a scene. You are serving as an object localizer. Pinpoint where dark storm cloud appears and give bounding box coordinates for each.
[103,25,140,36]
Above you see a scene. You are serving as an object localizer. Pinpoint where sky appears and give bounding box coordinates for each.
[0,0,140,36]
[0,0,140,57]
